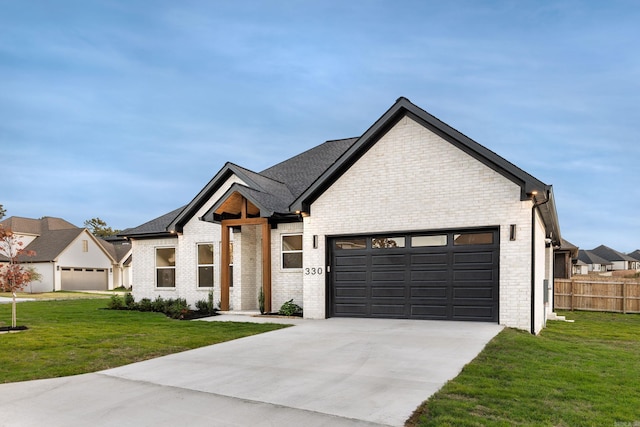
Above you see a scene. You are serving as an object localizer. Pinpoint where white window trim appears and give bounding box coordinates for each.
[281,233,303,270]
[155,246,176,289]
[196,242,214,288]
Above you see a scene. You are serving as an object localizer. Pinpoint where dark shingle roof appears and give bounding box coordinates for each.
[125,98,561,243]
[119,206,186,238]
[260,138,358,198]
[577,250,612,266]
[628,250,640,262]
[591,245,636,263]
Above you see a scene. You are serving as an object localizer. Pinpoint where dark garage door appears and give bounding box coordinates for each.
[329,229,499,322]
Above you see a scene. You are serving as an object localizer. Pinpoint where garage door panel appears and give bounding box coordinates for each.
[334,303,368,316]
[335,271,367,282]
[410,253,448,265]
[61,268,107,291]
[410,286,448,298]
[371,286,406,298]
[410,270,448,281]
[371,271,405,282]
[453,270,495,281]
[335,255,367,266]
[453,305,495,320]
[330,229,498,322]
[371,254,406,266]
[335,287,367,298]
[454,251,495,265]
[411,305,448,318]
[453,287,494,300]
[371,304,405,316]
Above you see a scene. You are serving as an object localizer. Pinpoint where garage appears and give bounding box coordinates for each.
[329,228,499,322]
[61,267,108,291]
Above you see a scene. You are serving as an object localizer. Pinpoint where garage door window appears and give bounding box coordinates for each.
[156,247,176,288]
[411,235,447,247]
[454,232,494,245]
[335,238,366,250]
[282,235,303,269]
[372,236,405,248]
[197,243,214,288]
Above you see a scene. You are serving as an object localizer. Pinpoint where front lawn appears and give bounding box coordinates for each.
[408,311,640,426]
[0,298,288,383]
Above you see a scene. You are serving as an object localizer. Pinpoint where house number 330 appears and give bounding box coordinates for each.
[305,267,323,275]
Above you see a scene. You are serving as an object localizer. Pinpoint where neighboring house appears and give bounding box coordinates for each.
[628,250,640,268]
[576,249,613,273]
[121,97,562,334]
[572,259,589,276]
[591,245,639,271]
[554,238,579,279]
[0,216,127,292]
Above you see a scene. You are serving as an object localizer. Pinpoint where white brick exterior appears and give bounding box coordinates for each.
[302,116,545,331]
[131,176,244,306]
[129,114,554,333]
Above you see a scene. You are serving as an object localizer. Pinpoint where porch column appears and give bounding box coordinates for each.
[220,222,230,311]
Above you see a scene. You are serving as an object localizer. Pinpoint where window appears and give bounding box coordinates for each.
[282,234,303,269]
[411,235,448,247]
[372,236,405,248]
[197,243,214,288]
[335,238,366,250]
[454,232,494,245]
[156,247,176,287]
[82,240,88,252]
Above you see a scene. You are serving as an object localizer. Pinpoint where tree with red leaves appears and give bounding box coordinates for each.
[0,225,39,328]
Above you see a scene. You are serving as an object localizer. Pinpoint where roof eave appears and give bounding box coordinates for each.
[292,97,553,213]
[200,184,277,223]
[168,163,268,233]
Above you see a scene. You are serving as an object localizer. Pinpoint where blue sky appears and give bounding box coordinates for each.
[1,1,638,252]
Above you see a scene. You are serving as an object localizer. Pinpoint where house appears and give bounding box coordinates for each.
[0,216,130,292]
[121,97,561,334]
[554,238,579,279]
[628,250,640,268]
[572,259,589,276]
[590,245,639,271]
[576,249,612,273]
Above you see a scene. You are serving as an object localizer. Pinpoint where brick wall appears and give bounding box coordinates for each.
[302,115,537,331]
[131,176,243,308]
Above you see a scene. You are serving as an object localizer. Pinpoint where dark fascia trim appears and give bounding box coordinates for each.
[123,232,178,240]
[291,96,550,211]
[200,183,275,223]
[168,163,268,233]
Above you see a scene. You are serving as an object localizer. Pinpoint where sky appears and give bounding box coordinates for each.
[1,0,638,252]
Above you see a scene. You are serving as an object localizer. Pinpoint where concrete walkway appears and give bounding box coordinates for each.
[0,317,503,427]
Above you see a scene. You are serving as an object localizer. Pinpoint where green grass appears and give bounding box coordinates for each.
[408,311,640,426]
[0,298,288,383]
[0,291,112,300]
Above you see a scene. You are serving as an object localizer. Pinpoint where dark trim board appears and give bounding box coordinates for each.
[326,227,500,322]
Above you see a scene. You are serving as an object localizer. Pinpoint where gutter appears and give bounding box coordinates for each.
[530,191,551,335]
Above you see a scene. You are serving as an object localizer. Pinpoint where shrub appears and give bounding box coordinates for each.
[124,293,136,309]
[107,294,125,310]
[279,299,302,316]
[137,298,153,312]
[195,290,217,316]
[165,298,190,319]
[258,287,265,314]
[152,296,166,313]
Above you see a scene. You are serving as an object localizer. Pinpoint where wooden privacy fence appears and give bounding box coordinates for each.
[554,279,640,313]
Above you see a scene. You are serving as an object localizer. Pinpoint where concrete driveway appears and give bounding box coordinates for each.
[0,317,502,427]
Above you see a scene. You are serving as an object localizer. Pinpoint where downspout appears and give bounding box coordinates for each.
[530,191,550,335]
